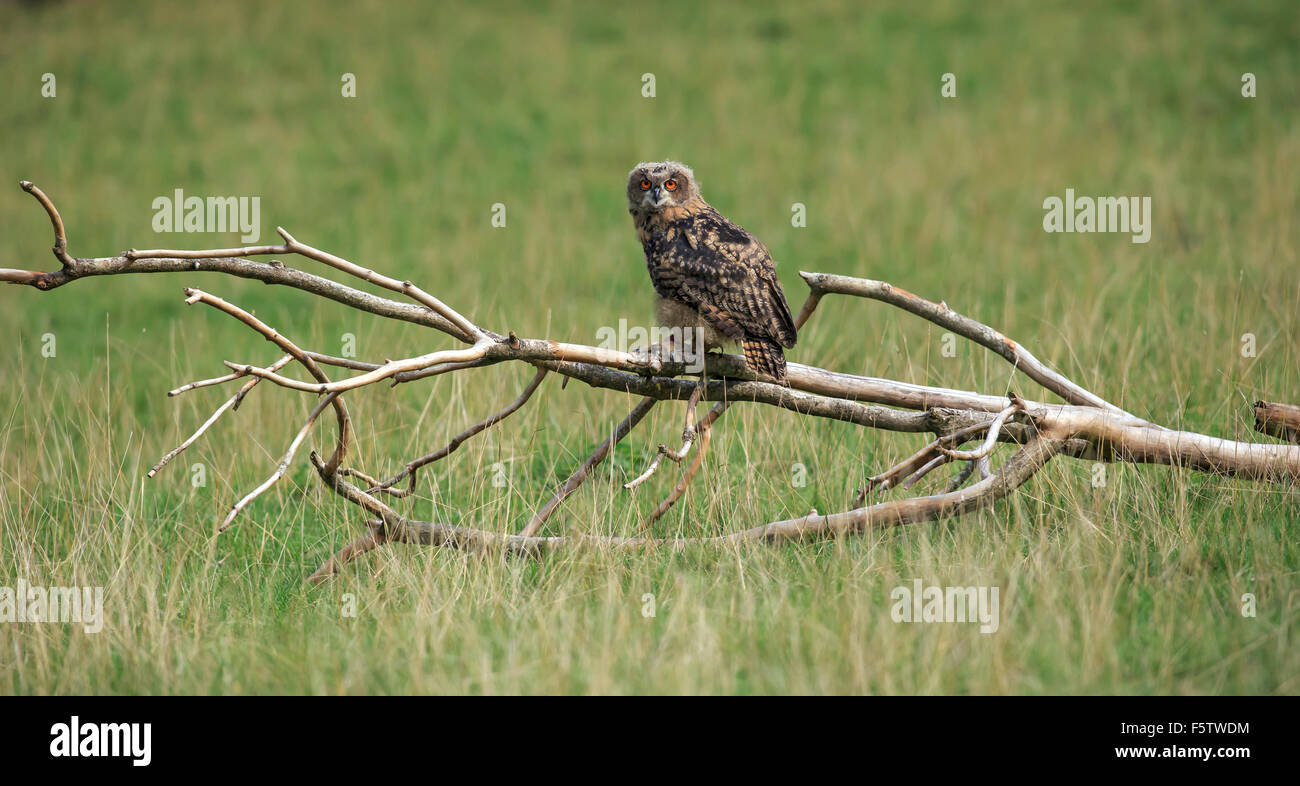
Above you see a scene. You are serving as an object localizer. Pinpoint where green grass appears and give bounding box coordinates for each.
[1,0,1297,694]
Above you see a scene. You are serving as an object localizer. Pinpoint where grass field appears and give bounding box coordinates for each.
[1,0,1297,694]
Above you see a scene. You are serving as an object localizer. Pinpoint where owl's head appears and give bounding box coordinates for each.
[627,161,700,214]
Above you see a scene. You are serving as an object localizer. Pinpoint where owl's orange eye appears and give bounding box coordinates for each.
[664,179,677,191]
[639,179,651,190]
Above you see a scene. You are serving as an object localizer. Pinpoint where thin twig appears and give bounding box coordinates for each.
[519,397,657,537]
[219,393,339,533]
[625,382,703,489]
[360,367,549,497]
[640,418,712,528]
[150,354,295,477]
[182,287,352,475]
[902,454,953,490]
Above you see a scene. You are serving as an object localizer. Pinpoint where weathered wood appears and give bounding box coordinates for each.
[7,179,1298,586]
[1254,400,1300,445]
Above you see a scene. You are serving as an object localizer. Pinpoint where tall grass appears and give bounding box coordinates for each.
[0,0,1296,694]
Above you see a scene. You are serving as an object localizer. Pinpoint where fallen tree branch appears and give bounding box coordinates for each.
[624,382,704,490]
[348,367,550,498]
[6,180,1298,585]
[305,432,1066,581]
[1255,400,1300,445]
[799,272,1134,417]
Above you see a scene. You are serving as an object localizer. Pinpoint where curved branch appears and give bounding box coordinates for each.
[21,180,71,267]
[937,399,1025,461]
[306,434,1066,580]
[220,392,339,532]
[801,271,1134,417]
[356,367,550,497]
[518,396,658,537]
[183,288,352,476]
[9,180,1300,588]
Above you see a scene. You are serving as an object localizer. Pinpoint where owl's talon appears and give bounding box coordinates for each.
[630,342,668,371]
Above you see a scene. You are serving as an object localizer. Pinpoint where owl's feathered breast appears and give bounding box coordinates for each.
[635,201,797,350]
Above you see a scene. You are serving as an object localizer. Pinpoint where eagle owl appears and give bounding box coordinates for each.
[626,161,797,381]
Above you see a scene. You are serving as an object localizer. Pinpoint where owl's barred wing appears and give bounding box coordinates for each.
[648,207,798,350]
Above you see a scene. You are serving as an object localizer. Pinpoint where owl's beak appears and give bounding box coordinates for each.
[651,185,662,202]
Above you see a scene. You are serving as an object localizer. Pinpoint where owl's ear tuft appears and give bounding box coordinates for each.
[629,161,662,181]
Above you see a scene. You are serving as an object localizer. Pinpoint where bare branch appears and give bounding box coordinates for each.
[937,399,1025,461]
[10,180,1300,587]
[856,417,1007,505]
[361,367,549,497]
[1254,400,1300,444]
[801,272,1134,417]
[306,433,1065,578]
[168,369,250,398]
[306,520,390,585]
[219,393,339,532]
[640,415,713,527]
[519,397,658,537]
[150,354,296,477]
[21,180,71,266]
[901,453,954,490]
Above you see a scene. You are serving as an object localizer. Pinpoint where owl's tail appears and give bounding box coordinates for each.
[741,337,788,383]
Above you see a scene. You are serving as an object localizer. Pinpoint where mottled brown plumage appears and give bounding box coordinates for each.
[626,161,797,381]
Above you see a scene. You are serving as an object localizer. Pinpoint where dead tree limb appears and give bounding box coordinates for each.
[346,367,550,498]
[799,272,1134,417]
[307,431,1066,582]
[6,181,1298,585]
[1255,401,1300,445]
[518,396,658,538]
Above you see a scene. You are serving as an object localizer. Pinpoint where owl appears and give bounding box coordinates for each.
[626,161,797,382]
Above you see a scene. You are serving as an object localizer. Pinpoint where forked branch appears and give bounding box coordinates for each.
[6,181,1298,585]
